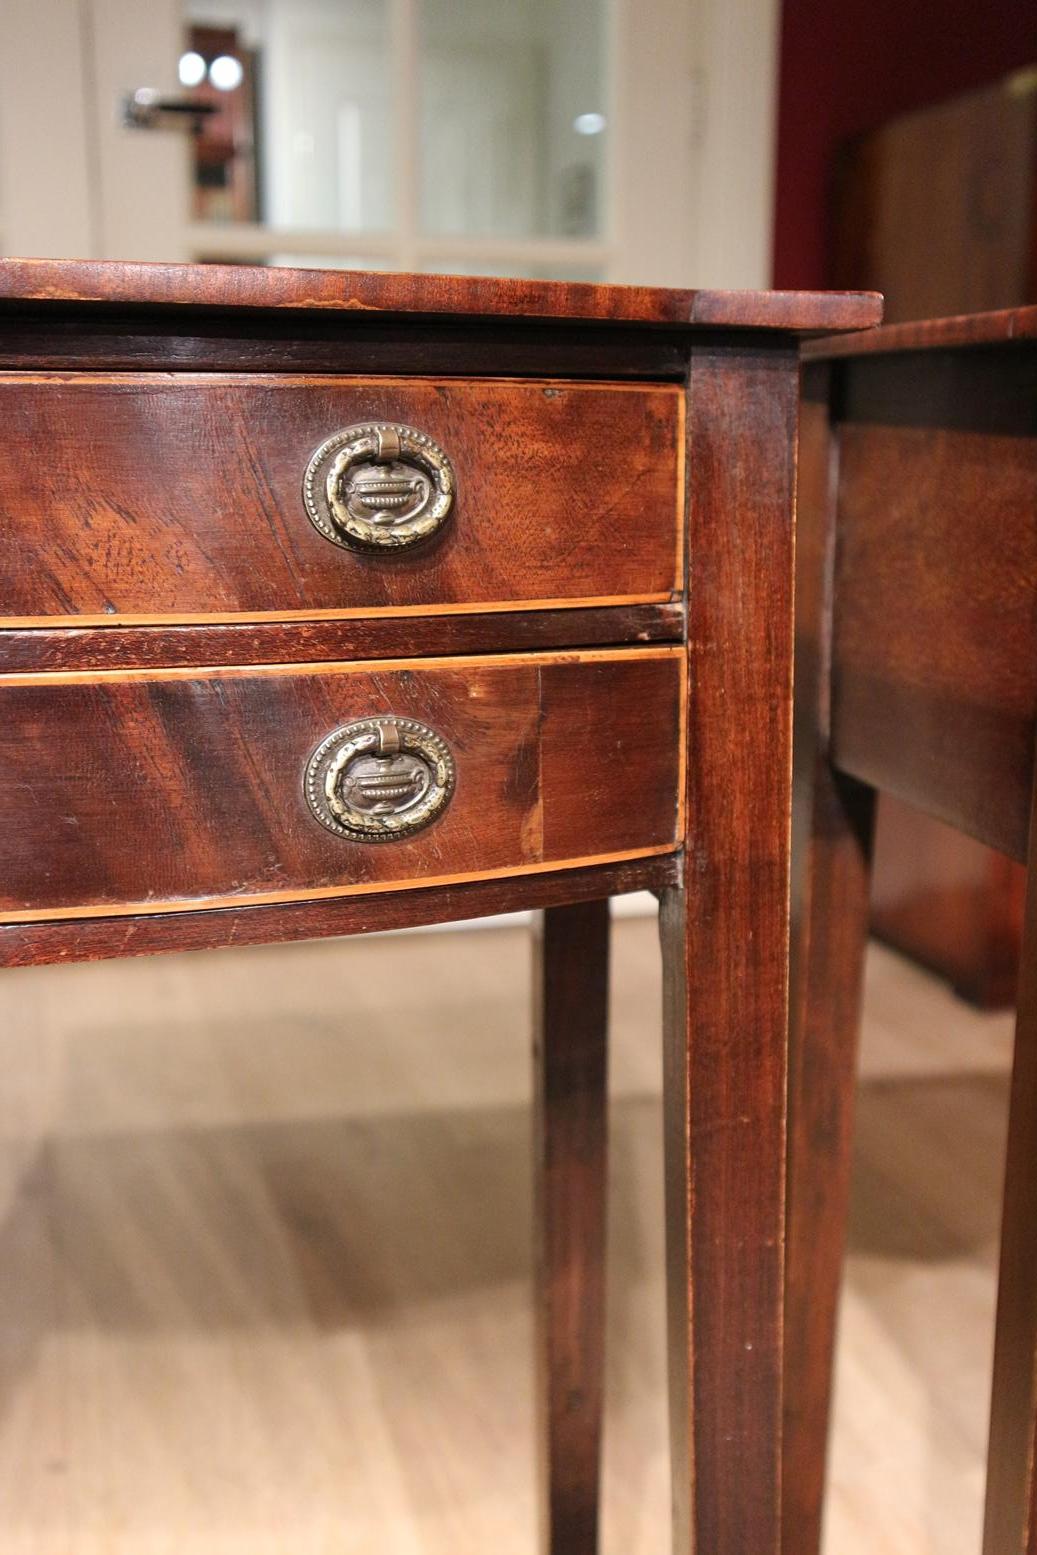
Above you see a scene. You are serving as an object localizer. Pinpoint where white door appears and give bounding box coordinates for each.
[0,0,779,288]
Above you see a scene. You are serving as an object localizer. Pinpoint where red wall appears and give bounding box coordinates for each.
[772,0,1037,288]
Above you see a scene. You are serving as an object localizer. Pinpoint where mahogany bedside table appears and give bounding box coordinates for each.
[0,259,879,1554]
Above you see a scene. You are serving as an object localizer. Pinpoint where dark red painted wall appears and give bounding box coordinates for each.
[772,1,1037,288]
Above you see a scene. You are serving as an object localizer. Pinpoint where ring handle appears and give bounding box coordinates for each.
[303,422,455,552]
[304,716,456,841]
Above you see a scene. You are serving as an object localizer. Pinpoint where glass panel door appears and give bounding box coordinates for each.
[417,0,607,243]
[179,0,610,278]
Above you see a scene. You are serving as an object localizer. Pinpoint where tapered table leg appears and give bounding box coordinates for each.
[783,361,877,1555]
[533,899,610,1555]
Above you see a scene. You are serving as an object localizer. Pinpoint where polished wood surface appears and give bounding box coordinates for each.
[788,311,1037,1555]
[0,650,683,919]
[784,363,876,1555]
[534,901,609,1555]
[0,602,684,674]
[0,259,849,1550]
[827,342,1037,860]
[0,376,681,620]
[807,303,1037,357]
[0,921,1014,1555]
[0,255,882,332]
[0,853,677,972]
[661,342,798,1554]
[831,88,1036,1003]
[830,77,1037,330]
[870,804,1025,1007]
[0,316,695,383]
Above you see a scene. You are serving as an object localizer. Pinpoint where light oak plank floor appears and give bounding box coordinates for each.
[0,919,1014,1553]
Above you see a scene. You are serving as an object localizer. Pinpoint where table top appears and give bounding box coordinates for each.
[806,304,1037,360]
[0,257,882,336]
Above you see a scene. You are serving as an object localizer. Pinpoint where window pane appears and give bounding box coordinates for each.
[418,0,608,241]
[184,0,393,232]
[417,257,604,281]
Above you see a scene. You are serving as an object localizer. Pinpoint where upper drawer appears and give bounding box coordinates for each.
[0,374,683,623]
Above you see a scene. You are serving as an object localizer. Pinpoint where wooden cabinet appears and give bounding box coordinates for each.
[0,256,878,1554]
[832,70,1037,1003]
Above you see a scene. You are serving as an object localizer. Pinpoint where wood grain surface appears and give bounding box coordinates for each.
[0,602,684,673]
[790,329,1037,1555]
[661,341,798,1555]
[0,257,882,333]
[0,853,677,970]
[807,303,1037,359]
[0,315,694,382]
[0,649,683,920]
[783,361,877,1555]
[533,900,609,1555]
[829,345,1037,861]
[0,375,681,621]
[0,924,1014,1555]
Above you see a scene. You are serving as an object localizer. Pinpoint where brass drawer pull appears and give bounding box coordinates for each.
[305,716,456,841]
[303,421,455,551]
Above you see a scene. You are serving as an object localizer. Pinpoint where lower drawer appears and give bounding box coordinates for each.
[0,648,683,921]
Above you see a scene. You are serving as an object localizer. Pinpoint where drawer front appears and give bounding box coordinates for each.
[0,375,682,622]
[0,649,683,920]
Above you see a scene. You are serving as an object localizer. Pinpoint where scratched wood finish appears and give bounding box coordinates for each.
[0,376,681,620]
[783,364,877,1555]
[533,900,609,1555]
[0,256,882,333]
[0,852,676,970]
[829,344,1037,861]
[0,651,682,918]
[660,341,797,1555]
[0,603,684,673]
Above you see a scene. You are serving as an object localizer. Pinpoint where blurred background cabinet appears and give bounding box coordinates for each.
[831,69,1037,1005]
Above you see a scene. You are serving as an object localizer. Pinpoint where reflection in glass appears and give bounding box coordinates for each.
[418,0,607,240]
[183,0,609,269]
[209,54,246,91]
[178,50,207,87]
[186,0,393,232]
[182,22,261,223]
[417,257,603,281]
[264,254,401,271]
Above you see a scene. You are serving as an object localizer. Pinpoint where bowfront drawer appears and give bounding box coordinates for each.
[0,648,684,921]
[0,375,682,622]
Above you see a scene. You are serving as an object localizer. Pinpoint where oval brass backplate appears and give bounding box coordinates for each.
[303,422,455,551]
[304,716,456,841]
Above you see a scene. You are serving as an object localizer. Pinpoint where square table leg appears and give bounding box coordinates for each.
[660,342,799,1554]
[534,899,610,1555]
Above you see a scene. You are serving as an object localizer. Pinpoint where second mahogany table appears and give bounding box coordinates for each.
[0,259,879,1553]
[786,305,1037,1555]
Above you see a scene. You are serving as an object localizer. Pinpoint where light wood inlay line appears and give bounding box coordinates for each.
[0,594,680,632]
[0,844,683,925]
[0,372,685,391]
[0,644,683,688]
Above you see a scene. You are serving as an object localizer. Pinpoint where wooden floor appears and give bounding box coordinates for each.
[0,917,1015,1553]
